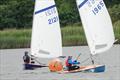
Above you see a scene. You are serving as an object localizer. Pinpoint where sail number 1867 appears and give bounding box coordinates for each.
[92,1,104,15]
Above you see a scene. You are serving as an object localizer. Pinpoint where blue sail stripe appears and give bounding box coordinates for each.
[78,0,88,9]
[35,4,56,15]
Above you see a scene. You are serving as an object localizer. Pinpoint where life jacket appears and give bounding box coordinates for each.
[65,59,72,67]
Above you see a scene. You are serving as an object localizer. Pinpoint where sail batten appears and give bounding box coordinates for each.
[95,43,113,54]
[76,0,115,55]
[78,0,88,9]
[35,4,56,15]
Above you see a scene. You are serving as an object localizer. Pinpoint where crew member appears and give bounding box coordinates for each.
[65,56,80,71]
[23,51,30,64]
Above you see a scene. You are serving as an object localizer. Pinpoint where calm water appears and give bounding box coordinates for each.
[0,45,120,80]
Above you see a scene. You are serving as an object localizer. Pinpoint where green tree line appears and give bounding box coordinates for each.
[0,0,120,30]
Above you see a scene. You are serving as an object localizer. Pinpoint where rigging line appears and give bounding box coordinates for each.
[31,55,46,65]
[80,54,101,65]
[90,54,94,64]
[80,57,91,64]
[75,53,82,61]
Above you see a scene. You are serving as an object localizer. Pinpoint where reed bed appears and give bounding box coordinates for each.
[61,26,86,46]
[0,29,31,49]
[113,20,120,44]
[0,25,120,49]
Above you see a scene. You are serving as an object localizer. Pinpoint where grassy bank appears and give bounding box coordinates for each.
[0,25,120,49]
[62,26,86,46]
[0,29,31,49]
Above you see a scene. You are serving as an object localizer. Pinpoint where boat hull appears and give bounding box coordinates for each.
[59,65,105,73]
[23,64,48,70]
[83,65,105,72]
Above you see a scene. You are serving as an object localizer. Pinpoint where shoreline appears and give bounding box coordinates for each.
[0,44,119,50]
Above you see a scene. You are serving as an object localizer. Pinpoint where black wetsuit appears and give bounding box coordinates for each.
[23,55,30,64]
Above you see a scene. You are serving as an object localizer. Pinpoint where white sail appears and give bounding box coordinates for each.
[31,0,62,58]
[76,0,115,55]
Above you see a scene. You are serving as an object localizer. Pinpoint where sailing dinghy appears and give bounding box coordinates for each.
[24,0,62,70]
[59,0,115,73]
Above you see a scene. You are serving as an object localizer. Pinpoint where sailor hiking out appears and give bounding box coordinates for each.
[65,56,80,71]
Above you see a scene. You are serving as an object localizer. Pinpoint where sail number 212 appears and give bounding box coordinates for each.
[92,1,104,15]
[45,7,59,24]
[48,16,58,24]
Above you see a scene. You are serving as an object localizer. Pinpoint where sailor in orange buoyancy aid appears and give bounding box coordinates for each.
[65,56,80,71]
